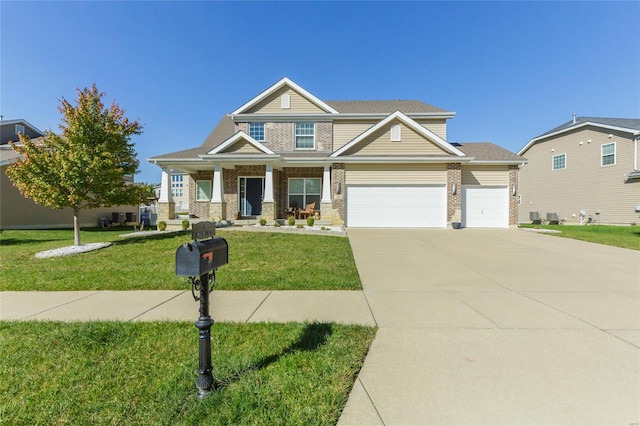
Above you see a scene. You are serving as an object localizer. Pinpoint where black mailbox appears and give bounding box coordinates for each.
[176,237,228,277]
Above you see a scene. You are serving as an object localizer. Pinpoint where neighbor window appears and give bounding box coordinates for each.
[552,153,566,170]
[15,124,25,135]
[288,178,321,210]
[171,174,184,198]
[195,180,212,201]
[249,122,265,141]
[601,143,615,166]
[295,122,315,149]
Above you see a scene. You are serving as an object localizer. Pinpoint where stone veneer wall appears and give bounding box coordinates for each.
[446,163,462,222]
[509,165,519,225]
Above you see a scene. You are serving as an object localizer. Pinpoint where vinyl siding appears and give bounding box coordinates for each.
[345,164,447,185]
[333,121,376,151]
[461,165,510,185]
[342,119,451,156]
[414,118,447,140]
[221,140,262,154]
[518,127,640,224]
[245,86,327,114]
[0,165,138,229]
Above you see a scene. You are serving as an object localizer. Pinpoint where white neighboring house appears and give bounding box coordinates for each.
[518,116,640,225]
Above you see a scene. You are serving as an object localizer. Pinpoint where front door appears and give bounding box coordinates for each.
[239,177,264,216]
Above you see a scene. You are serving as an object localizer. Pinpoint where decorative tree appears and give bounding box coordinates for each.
[7,84,151,246]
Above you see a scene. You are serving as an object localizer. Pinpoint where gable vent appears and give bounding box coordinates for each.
[281,94,290,109]
[391,124,402,142]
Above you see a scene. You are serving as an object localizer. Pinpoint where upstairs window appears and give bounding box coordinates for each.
[552,153,566,170]
[15,124,25,135]
[295,122,315,149]
[601,142,615,166]
[249,123,265,141]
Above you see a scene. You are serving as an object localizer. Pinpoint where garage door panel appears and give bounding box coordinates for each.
[347,185,446,228]
[462,187,508,228]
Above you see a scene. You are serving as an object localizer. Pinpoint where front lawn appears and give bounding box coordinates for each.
[0,321,376,425]
[519,224,640,250]
[0,228,361,291]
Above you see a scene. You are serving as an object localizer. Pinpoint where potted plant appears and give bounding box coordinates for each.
[451,208,462,229]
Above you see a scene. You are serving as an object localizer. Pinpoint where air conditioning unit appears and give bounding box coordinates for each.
[546,212,559,224]
[529,211,541,221]
[635,205,640,213]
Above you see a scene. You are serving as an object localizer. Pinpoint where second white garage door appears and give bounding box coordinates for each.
[462,186,509,228]
[346,185,446,228]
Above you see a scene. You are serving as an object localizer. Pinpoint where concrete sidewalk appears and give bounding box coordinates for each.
[0,290,375,325]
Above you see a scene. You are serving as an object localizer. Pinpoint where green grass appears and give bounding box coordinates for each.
[0,228,361,291]
[520,224,640,250]
[0,321,376,425]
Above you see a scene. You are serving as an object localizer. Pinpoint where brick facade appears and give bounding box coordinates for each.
[236,121,332,153]
[446,163,462,223]
[189,171,213,219]
[509,165,519,226]
[331,163,346,222]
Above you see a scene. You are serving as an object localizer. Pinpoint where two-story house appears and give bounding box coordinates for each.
[149,78,526,228]
[518,117,640,225]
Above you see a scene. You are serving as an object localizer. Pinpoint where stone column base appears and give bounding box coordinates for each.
[320,202,343,225]
[209,202,226,221]
[157,202,175,221]
[260,202,276,220]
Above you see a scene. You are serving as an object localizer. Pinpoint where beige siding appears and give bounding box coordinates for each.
[342,119,451,156]
[518,127,640,224]
[461,165,510,185]
[414,118,447,140]
[246,86,327,114]
[345,164,447,185]
[333,121,376,151]
[221,140,262,154]
[0,165,138,229]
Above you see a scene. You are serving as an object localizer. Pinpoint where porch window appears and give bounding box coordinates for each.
[249,123,265,141]
[288,178,321,210]
[295,122,315,149]
[195,180,212,201]
[601,142,615,166]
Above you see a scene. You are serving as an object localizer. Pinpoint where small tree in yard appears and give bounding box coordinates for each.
[7,84,150,246]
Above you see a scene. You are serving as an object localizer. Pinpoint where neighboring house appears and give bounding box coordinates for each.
[518,116,640,225]
[149,78,526,228]
[0,119,139,230]
[0,119,43,145]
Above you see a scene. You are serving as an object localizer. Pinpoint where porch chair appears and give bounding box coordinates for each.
[298,202,315,219]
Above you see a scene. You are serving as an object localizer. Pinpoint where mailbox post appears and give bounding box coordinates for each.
[175,221,228,398]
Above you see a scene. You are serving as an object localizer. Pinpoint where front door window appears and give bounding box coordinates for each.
[239,177,264,216]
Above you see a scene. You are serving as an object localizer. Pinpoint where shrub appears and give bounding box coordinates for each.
[306,217,315,227]
[288,216,296,226]
[157,221,167,231]
[259,218,267,226]
[274,222,281,227]
[181,220,189,230]
[297,224,304,229]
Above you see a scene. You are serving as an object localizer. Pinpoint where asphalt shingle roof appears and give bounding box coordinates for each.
[455,142,526,162]
[325,100,449,114]
[535,117,640,139]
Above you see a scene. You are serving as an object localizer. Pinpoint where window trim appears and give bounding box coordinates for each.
[195,180,212,202]
[601,142,616,167]
[552,153,566,171]
[249,122,265,141]
[294,122,315,150]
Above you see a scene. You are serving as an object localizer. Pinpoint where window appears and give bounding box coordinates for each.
[171,174,184,197]
[15,124,25,135]
[295,122,315,149]
[195,180,212,201]
[288,178,321,210]
[249,123,265,141]
[601,142,615,166]
[391,124,402,142]
[552,153,566,170]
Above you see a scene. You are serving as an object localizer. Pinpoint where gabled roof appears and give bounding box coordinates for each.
[231,77,339,115]
[0,119,43,134]
[207,131,275,155]
[326,100,449,114]
[519,116,640,155]
[331,111,465,157]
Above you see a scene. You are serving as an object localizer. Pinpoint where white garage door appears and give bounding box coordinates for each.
[346,185,446,228]
[462,186,509,228]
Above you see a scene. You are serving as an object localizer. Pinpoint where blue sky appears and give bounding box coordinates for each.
[2,1,638,184]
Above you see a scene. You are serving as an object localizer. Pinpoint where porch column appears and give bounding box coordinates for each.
[210,164,226,221]
[157,167,175,221]
[320,165,333,223]
[261,164,276,220]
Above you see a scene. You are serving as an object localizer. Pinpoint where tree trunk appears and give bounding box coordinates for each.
[73,207,81,246]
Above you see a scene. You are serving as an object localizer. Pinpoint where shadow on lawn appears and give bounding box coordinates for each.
[111,231,191,246]
[0,238,69,246]
[214,323,333,391]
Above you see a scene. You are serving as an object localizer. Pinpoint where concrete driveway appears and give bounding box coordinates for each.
[339,228,639,425]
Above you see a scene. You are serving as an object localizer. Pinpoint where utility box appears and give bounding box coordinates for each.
[529,211,541,224]
[176,237,228,277]
[546,212,559,224]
